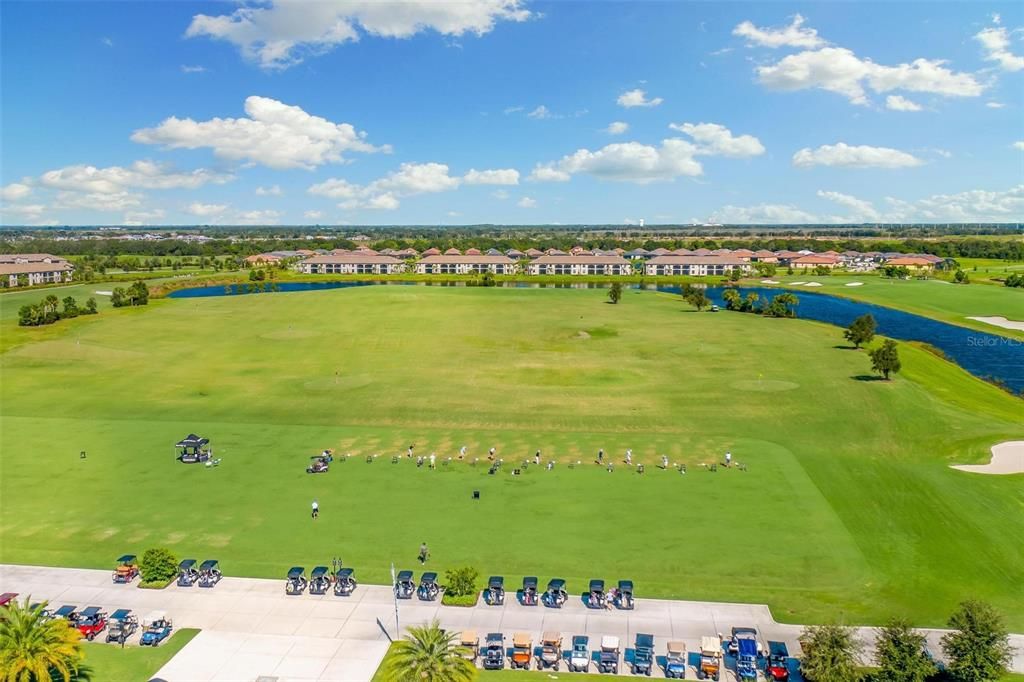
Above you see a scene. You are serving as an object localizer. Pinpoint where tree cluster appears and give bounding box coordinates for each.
[110,281,149,307]
[140,547,179,584]
[442,566,479,598]
[18,295,98,327]
[1004,273,1023,288]
[720,288,799,317]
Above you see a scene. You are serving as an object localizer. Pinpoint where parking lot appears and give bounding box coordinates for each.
[2,564,1022,681]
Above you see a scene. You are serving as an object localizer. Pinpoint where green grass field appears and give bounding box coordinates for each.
[71,628,198,681]
[1,286,1022,628]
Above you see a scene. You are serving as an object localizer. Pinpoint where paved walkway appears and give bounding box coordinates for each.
[2,564,1021,681]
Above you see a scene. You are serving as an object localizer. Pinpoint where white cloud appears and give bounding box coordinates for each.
[463,168,520,185]
[492,189,510,199]
[885,95,922,112]
[256,184,283,196]
[528,166,572,182]
[1013,141,1024,151]
[986,101,1006,109]
[976,27,1024,72]
[617,88,663,108]
[55,191,142,212]
[181,65,208,74]
[517,196,536,208]
[533,139,702,184]
[186,0,532,70]
[527,105,552,120]
[308,161,460,210]
[40,160,232,193]
[235,209,282,225]
[123,209,167,225]
[0,203,47,220]
[793,143,923,169]
[101,37,114,47]
[732,14,826,49]
[503,106,524,115]
[186,202,229,217]
[709,203,819,224]
[886,185,1024,222]
[1,183,32,201]
[307,178,363,199]
[304,210,324,220]
[131,96,390,170]
[667,122,765,157]
[604,121,629,135]
[756,47,984,105]
[817,190,880,221]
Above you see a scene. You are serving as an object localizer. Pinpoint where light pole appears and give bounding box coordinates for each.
[390,562,399,639]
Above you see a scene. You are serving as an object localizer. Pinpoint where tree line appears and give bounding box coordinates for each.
[110,281,149,307]
[18,295,98,327]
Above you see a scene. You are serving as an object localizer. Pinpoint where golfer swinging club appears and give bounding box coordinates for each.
[311,499,319,520]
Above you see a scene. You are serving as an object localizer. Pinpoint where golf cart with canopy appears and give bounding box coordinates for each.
[198,559,222,587]
[75,606,107,640]
[588,579,606,609]
[52,605,77,622]
[458,631,479,662]
[616,579,634,609]
[569,635,591,672]
[697,636,723,680]
[665,640,687,678]
[176,434,210,463]
[0,593,17,610]
[729,627,764,657]
[105,608,138,644]
[306,454,330,474]
[542,578,568,608]
[765,641,790,681]
[394,570,415,599]
[285,567,307,595]
[521,576,538,605]
[598,635,621,674]
[633,633,655,676]
[736,637,759,680]
[140,611,173,646]
[417,572,440,601]
[485,576,505,605]
[177,559,199,587]
[334,567,357,596]
[309,566,331,595]
[511,632,533,669]
[538,631,563,670]
[482,633,505,670]
[112,555,139,583]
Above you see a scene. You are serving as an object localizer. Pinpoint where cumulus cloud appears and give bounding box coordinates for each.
[531,139,702,184]
[887,185,1024,222]
[527,105,552,120]
[186,0,532,69]
[304,210,324,221]
[1014,141,1024,151]
[186,202,229,217]
[256,184,283,196]
[40,160,232,193]
[617,89,663,108]
[123,209,167,225]
[976,26,1024,72]
[235,209,282,224]
[55,191,142,212]
[463,168,520,185]
[817,190,880,221]
[492,189,510,199]
[756,47,984,105]
[517,196,537,208]
[528,166,572,182]
[131,96,389,170]
[732,14,826,49]
[308,161,461,210]
[1,183,32,201]
[709,203,819,224]
[0,203,47,220]
[668,122,765,157]
[605,121,629,135]
[885,95,922,112]
[986,101,1006,108]
[792,143,923,169]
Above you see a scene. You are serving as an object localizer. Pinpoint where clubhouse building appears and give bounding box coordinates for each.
[299,253,404,275]
[0,253,74,287]
[527,254,632,276]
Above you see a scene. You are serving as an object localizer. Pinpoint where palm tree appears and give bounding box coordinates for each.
[0,597,83,682]
[383,620,476,682]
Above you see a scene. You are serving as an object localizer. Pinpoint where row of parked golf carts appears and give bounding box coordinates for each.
[285,566,358,596]
[176,559,223,587]
[483,576,635,609]
[458,626,796,679]
[8,597,174,647]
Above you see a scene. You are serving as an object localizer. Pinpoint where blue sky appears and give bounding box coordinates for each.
[1,1,1022,226]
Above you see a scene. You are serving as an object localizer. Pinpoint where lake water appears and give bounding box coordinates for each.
[169,281,1023,393]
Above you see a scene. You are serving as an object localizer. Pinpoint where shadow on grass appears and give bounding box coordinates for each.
[852,374,887,382]
[833,344,860,350]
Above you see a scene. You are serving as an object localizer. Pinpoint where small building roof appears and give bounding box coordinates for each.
[421,247,441,256]
[443,248,461,255]
[533,254,630,265]
[465,248,482,255]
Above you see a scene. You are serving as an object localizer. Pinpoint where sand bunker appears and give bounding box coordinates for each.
[761,279,781,284]
[967,316,1024,332]
[790,281,806,285]
[951,441,1024,475]
[804,282,822,287]
[845,282,864,287]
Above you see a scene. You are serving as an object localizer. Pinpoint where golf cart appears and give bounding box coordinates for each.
[511,632,533,670]
[140,611,173,646]
[52,605,77,623]
[569,635,591,672]
[394,570,415,599]
[482,633,505,670]
[633,633,655,676]
[458,631,479,662]
[112,554,139,583]
[665,640,687,678]
[29,603,52,620]
[736,637,759,681]
[588,579,606,609]
[198,559,222,587]
[598,635,621,674]
[75,606,107,640]
[105,608,138,644]
[765,641,790,681]
[306,454,330,474]
[334,567,357,596]
[177,559,199,587]
[0,593,17,609]
[616,579,635,609]
[521,576,539,605]
[285,566,308,595]
[729,627,764,657]
[542,578,568,608]
[176,434,210,463]
[538,631,563,670]
[697,636,723,681]
[485,576,505,605]
[309,566,331,595]
[417,572,440,601]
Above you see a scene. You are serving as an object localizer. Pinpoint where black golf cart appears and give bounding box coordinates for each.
[616,579,634,609]
[633,633,655,676]
[176,434,210,463]
[417,572,440,601]
[542,578,568,608]
[588,578,606,608]
[394,570,415,599]
[482,632,505,670]
[334,567,357,596]
[285,566,307,595]
[177,559,199,587]
[309,566,331,595]
[486,575,505,605]
[521,576,538,605]
[198,559,222,587]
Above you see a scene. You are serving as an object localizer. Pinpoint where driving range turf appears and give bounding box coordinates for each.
[1,285,1022,628]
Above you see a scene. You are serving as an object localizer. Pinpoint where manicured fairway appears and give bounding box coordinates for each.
[1,286,1022,628]
[72,628,199,681]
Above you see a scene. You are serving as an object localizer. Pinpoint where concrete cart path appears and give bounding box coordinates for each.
[2,564,1022,681]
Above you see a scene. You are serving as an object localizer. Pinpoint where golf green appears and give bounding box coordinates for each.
[1,286,1021,628]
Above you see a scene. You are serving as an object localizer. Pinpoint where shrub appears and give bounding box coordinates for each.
[140,547,178,584]
[443,566,479,598]
[441,592,479,607]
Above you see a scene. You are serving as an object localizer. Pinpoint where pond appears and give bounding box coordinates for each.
[169,280,1023,393]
